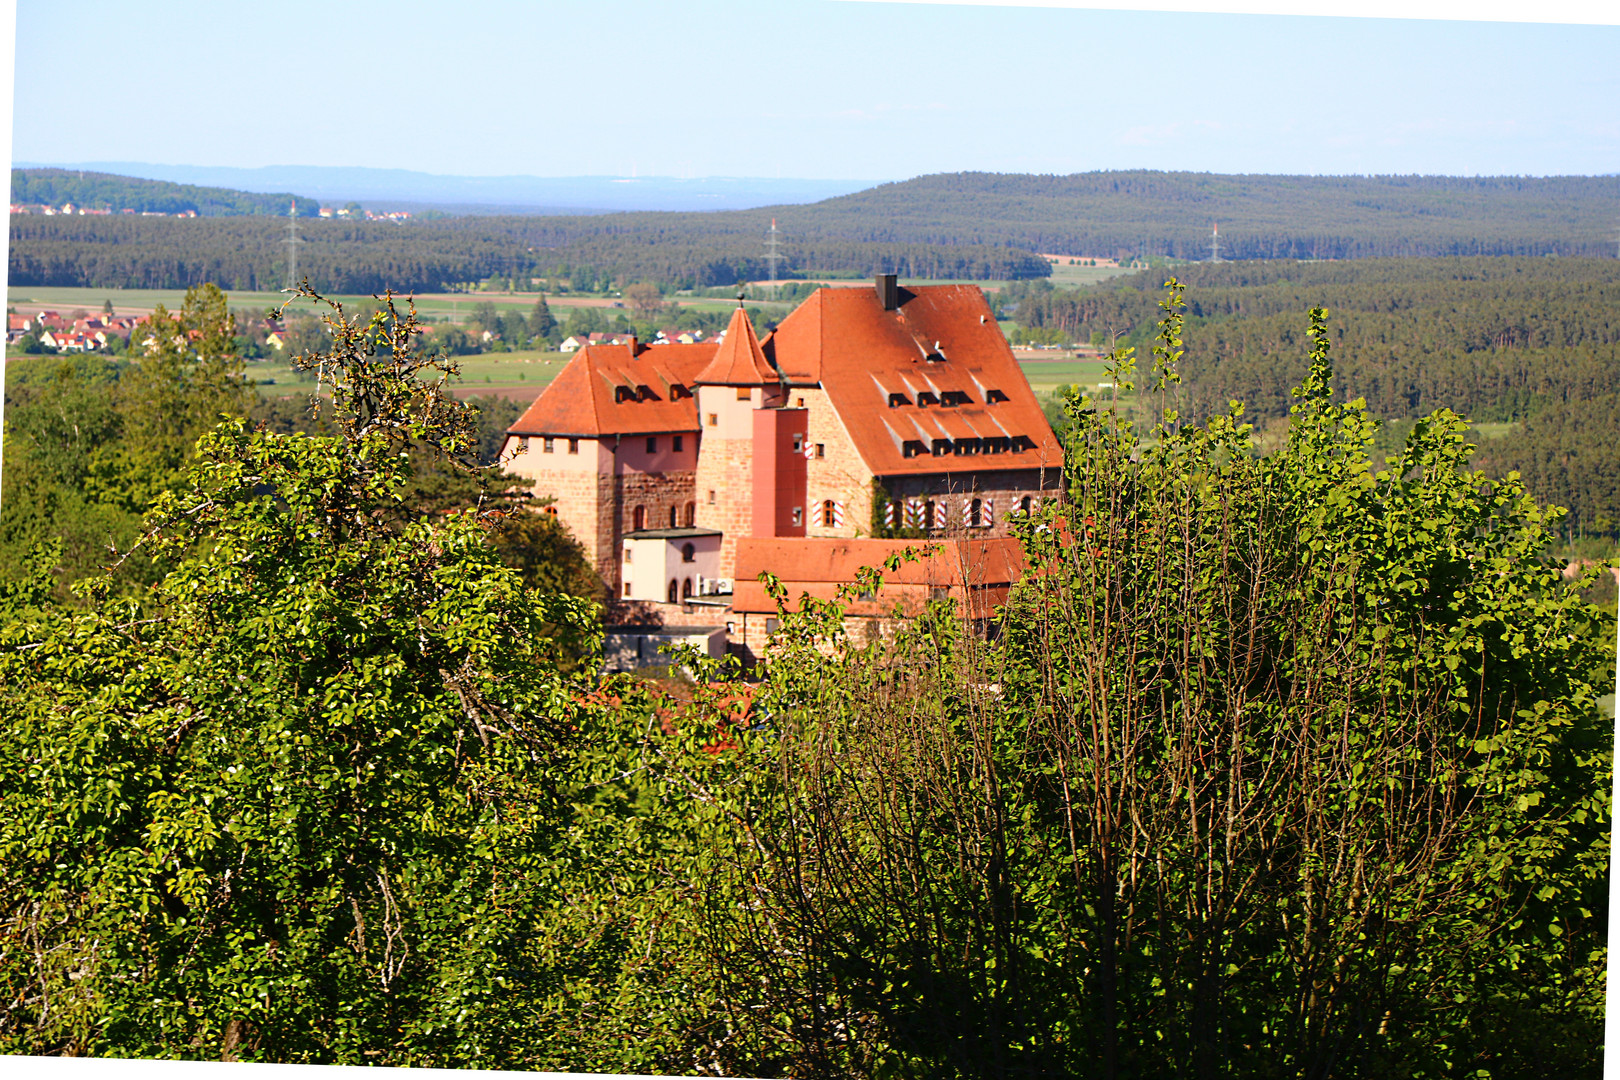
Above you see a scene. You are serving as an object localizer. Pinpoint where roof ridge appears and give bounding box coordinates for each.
[696,305,777,386]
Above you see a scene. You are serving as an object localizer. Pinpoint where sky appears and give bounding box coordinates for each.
[11,0,1620,181]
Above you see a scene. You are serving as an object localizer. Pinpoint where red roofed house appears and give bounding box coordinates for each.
[502,275,1063,660]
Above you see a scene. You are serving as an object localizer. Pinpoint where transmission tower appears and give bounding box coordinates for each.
[285,201,304,289]
[764,217,783,296]
[1209,221,1221,264]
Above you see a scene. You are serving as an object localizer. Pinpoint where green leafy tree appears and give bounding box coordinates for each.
[85,283,251,513]
[0,288,618,1065]
[653,282,1615,1078]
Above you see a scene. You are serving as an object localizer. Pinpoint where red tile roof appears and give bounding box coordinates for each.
[507,340,717,437]
[696,305,778,386]
[767,284,1063,477]
[731,536,1025,619]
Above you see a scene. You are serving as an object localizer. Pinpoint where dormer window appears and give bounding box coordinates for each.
[902,440,927,458]
[888,392,911,408]
[670,383,691,400]
[932,438,952,456]
[615,386,635,403]
[941,390,972,407]
[917,391,940,407]
[985,389,1010,404]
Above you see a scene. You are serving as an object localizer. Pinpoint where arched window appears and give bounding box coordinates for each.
[925,500,938,530]
[822,499,837,527]
[970,497,984,527]
[668,579,678,603]
[681,542,696,563]
[682,577,693,599]
[632,505,646,532]
[684,502,696,527]
[668,505,678,528]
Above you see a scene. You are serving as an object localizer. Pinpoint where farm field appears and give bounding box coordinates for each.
[253,349,566,401]
[1041,262,1134,288]
[1014,357,1115,393]
[6,285,805,330]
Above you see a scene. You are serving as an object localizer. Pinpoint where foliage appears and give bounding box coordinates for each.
[0,285,253,600]
[644,281,1616,1077]
[1012,257,1620,538]
[0,287,616,1065]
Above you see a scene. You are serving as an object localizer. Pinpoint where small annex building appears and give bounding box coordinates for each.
[501,275,1064,662]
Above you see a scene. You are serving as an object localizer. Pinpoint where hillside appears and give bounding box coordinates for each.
[11,169,1620,292]
[790,172,1620,260]
[1007,256,1620,540]
[11,168,320,218]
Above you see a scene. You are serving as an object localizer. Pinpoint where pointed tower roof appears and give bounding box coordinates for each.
[696,303,778,386]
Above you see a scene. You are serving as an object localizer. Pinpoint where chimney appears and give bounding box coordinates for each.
[875,273,899,311]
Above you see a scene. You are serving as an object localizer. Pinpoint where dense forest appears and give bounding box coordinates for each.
[15,169,1620,292]
[6,215,1051,293]
[11,169,320,218]
[798,171,1620,260]
[1009,256,1620,539]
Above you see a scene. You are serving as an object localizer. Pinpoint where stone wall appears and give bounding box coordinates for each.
[798,386,876,539]
[694,436,754,581]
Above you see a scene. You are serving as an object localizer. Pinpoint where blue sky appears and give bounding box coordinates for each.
[13,0,1618,180]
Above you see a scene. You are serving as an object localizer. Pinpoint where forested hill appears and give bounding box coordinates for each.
[801,172,1620,260]
[11,168,320,217]
[1009,256,1620,539]
[11,169,1620,291]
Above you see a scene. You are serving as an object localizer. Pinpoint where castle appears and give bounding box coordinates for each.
[501,275,1064,661]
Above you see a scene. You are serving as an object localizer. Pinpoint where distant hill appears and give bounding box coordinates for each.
[18,163,875,214]
[10,169,320,218]
[11,170,1620,292]
[491,170,1620,264]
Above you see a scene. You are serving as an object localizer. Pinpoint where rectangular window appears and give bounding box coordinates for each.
[646,436,657,453]
[519,435,530,451]
[568,438,579,454]
[796,396,805,408]
[791,507,803,527]
[736,387,751,401]
[708,413,718,426]
[542,437,555,453]
[672,434,684,452]
[623,582,632,597]
[792,435,803,453]
[708,490,717,504]
[814,443,825,458]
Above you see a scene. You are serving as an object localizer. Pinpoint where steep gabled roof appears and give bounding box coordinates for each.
[770,283,1064,477]
[507,341,716,437]
[695,305,778,386]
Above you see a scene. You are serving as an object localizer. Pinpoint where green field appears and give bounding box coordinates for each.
[252,349,566,398]
[5,286,814,336]
[1016,358,1115,393]
[1043,263,1134,288]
